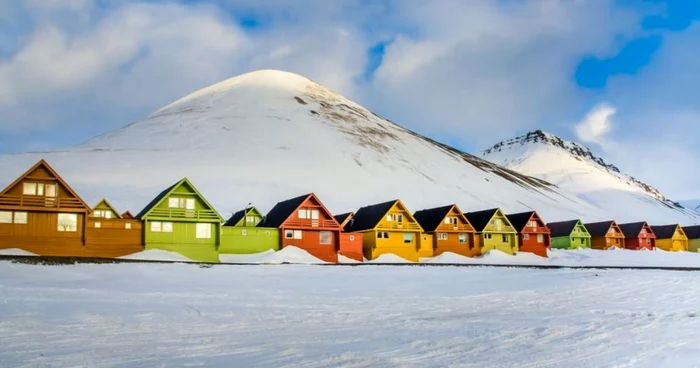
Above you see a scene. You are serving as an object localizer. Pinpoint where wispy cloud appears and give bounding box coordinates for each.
[574,103,616,147]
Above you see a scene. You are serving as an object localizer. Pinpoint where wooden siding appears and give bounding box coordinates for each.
[0,212,85,256]
[364,200,423,261]
[623,224,656,251]
[591,223,625,250]
[220,227,279,254]
[478,209,518,255]
[517,213,550,258]
[84,218,143,258]
[429,206,479,257]
[656,226,688,252]
[339,233,363,262]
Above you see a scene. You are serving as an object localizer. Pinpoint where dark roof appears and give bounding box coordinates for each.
[136,181,179,219]
[547,220,581,237]
[121,211,134,219]
[683,225,700,239]
[651,225,680,239]
[225,208,248,227]
[413,205,454,232]
[618,222,646,238]
[464,208,499,232]
[506,211,536,232]
[584,221,615,237]
[259,194,310,228]
[334,212,353,228]
[344,200,396,232]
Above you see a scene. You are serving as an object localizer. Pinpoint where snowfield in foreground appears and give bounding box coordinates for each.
[2,263,700,367]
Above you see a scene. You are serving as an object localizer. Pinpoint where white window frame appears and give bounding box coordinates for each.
[298,209,308,219]
[458,233,467,243]
[537,234,544,243]
[23,183,37,195]
[57,213,78,232]
[168,198,179,208]
[403,233,413,244]
[311,210,319,220]
[94,222,101,229]
[125,223,132,230]
[0,211,13,224]
[438,233,448,241]
[162,222,173,233]
[285,230,294,239]
[185,198,195,210]
[349,235,355,241]
[444,217,451,224]
[386,214,394,222]
[484,233,492,240]
[104,211,112,219]
[523,234,530,240]
[13,212,27,224]
[320,231,332,245]
[196,223,211,239]
[293,230,303,239]
[151,222,162,232]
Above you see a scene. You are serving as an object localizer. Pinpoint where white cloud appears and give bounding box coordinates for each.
[574,103,616,146]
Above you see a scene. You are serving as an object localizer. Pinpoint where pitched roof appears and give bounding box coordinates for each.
[684,225,700,239]
[413,205,454,232]
[584,221,615,237]
[344,200,397,232]
[259,194,311,228]
[651,224,681,239]
[93,198,122,219]
[464,208,499,232]
[334,212,353,228]
[618,222,647,238]
[547,220,582,237]
[506,211,536,232]
[136,178,222,221]
[225,208,248,227]
[121,211,135,219]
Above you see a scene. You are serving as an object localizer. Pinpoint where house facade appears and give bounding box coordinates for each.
[334,212,364,262]
[136,178,223,262]
[413,204,478,257]
[506,211,551,257]
[585,221,625,250]
[618,222,656,251]
[548,220,591,249]
[0,160,90,256]
[651,224,688,252]
[220,206,279,255]
[464,208,518,255]
[684,226,700,253]
[85,198,143,258]
[344,200,425,262]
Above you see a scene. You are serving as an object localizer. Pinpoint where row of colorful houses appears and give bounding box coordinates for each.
[0,160,698,263]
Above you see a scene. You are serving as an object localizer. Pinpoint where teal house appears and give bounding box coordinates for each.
[220,206,279,254]
[136,178,223,262]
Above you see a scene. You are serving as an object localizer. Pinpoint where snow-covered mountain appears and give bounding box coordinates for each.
[680,200,700,213]
[482,130,699,225]
[0,70,695,225]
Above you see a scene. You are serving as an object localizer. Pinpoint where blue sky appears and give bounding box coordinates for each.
[0,0,699,199]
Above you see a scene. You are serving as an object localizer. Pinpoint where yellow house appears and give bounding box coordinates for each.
[344,199,426,262]
[651,224,688,251]
[464,208,519,255]
[684,226,700,253]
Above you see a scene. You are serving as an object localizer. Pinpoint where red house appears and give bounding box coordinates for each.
[506,211,551,257]
[334,212,364,262]
[260,193,350,263]
[619,222,656,250]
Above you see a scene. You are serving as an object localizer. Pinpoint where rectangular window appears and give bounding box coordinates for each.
[185,198,195,210]
[14,212,27,224]
[93,210,102,218]
[502,234,509,243]
[444,218,451,224]
[94,222,101,229]
[293,230,303,239]
[459,233,467,243]
[386,214,394,222]
[397,214,404,223]
[523,234,530,240]
[298,209,308,219]
[320,231,332,244]
[0,211,13,223]
[377,231,389,239]
[162,222,173,233]
[246,216,256,224]
[484,233,492,240]
[37,184,45,196]
[646,238,651,245]
[404,233,413,244]
[580,238,585,244]
[125,223,132,230]
[57,214,78,232]
[311,210,319,220]
[495,219,503,230]
[285,230,294,239]
[104,211,112,219]
[23,183,37,195]
[45,184,57,197]
[537,234,544,243]
[438,233,447,240]
[151,222,162,232]
[168,198,179,208]
[451,217,458,225]
[196,223,211,239]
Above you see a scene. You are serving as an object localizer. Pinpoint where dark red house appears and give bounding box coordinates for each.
[506,211,551,257]
[619,222,656,250]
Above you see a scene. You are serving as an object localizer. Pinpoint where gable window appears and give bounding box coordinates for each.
[311,210,319,220]
[444,217,451,224]
[245,216,257,224]
[523,234,530,240]
[438,233,448,241]
[285,230,294,239]
[13,212,27,224]
[169,198,195,209]
[386,214,394,222]
[103,211,112,219]
[0,211,13,223]
[151,222,162,232]
[458,233,467,243]
[495,219,503,230]
[125,223,132,230]
[196,223,211,239]
[57,214,78,232]
[298,209,308,219]
[23,183,57,197]
[528,220,538,228]
[320,231,332,245]
[397,214,404,223]
[94,222,101,229]
[23,183,37,195]
[502,234,509,243]
[162,222,173,233]
[537,234,544,243]
[403,233,413,244]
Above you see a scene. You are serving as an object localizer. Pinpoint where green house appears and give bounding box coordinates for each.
[547,220,591,249]
[91,198,122,219]
[220,206,279,254]
[136,178,223,262]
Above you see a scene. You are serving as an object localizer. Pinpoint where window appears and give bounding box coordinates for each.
[169,198,195,209]
[23,183,37,195]
[125,223,132,230]
[502,234,509,243]
[162,222,173,233]
[523,234,530,240]
[0,211,13,223]
[484,233,492,240]
[311,210,319,220]
[241,229,247,236]
[404,233,413,244]
[185,199,195,210]
[495,219,503,230]
[196,223,211,239]
[320,231,332,244]
[646,238,651,245]
[349,235,355,241]
[285,230,294,239]
[45,184,57,197]
[104,211,112,219]
[444,217,451,224]
[580,238,585,244]
[246,216,257,224]
[397,214,404,223]
[451,217,458,225]
[94,222,101,229]
[537,234,544,243]
[93,210,103,218]
[386,214,394,221]
[378,231,389,239]
[168,198,179,208]
[57,214,78,232]
[459,233,467,243]
[14,212,27,224]
[438,233,448,241]
[298,209,308,219]
[151,221,162,232]
[293,230,303,239]
[528,220,538,228]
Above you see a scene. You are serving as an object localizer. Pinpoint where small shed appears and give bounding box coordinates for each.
[85,198,143,258]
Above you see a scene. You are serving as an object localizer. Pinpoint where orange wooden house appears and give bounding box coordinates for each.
[84,198,143,258]
[260,193,362,263]
[506,211,551,257]
[584,220,625,250]
[334,211,364,261]
[618,222,656,250]
[0,160,91,256]
[413,204,478,257]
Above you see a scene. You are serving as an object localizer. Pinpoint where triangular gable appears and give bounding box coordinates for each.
[92,198,122,219]
[547,220,585,237]
[261,193,340,229]
[0,159,89,210]
[676,225,688,240]
[225,207,263,227]
[584,221,619,237]
[280,193,340,229]
[136,178,223,221]
[121,211,135,219]
[465,208,514,232]
[414,204,472,232]
[386,199,423,232]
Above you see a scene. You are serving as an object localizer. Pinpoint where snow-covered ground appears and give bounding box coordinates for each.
[1,262,700,367]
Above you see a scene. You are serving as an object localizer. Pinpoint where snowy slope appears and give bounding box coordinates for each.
[679,200,700,213]
[482,131,699,225]
[0,70,607,222]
